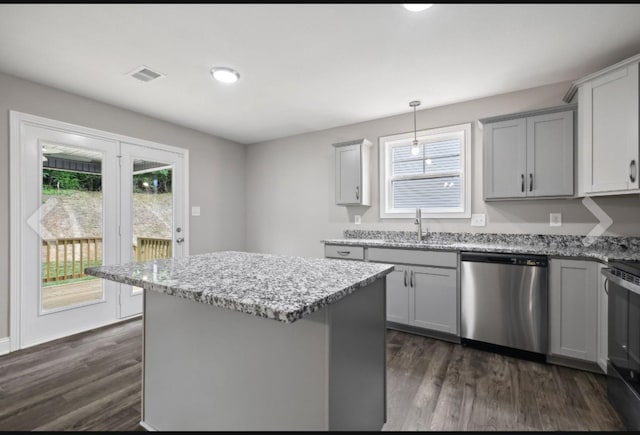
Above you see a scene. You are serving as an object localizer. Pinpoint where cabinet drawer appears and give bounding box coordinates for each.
[324,245,364,260]
[368,248,457,268]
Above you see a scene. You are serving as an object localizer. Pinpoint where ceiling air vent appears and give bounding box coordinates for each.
[128,66,165,82]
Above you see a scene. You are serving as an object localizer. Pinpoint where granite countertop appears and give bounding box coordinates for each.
[85,251,394,323]
[322,230,640,263]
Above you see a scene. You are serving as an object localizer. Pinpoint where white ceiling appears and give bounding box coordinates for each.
[1,4,640,145]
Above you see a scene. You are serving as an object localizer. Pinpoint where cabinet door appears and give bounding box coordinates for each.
[410,266,457,334]
[597,263,608,372]
[386,267,410,325]
[549,259,598,362]
[335,144,361,204]
[526,111,574,197]
[582,62,639,193]
[483,118,527,199]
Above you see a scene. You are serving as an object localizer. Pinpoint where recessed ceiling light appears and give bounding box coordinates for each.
[403,4,433,12]
[211,67,240,84]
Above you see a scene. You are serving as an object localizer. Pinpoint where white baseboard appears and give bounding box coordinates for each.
[139,421,158,431]
[20,316,139,350]
[0,337,10,356]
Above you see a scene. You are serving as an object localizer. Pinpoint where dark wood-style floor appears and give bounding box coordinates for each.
[0,320,624,431]
[384,330,624,431]
[0,320,142,431]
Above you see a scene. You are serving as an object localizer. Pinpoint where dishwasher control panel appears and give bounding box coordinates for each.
[461,252,548,268]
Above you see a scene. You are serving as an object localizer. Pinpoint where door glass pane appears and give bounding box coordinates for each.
[131,160,173,295]
[41,143,104,312]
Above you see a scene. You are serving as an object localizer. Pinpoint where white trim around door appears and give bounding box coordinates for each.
[9,111,190,352]
[0,337,10,356]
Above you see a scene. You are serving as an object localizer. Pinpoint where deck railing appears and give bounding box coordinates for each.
[42,236,172,283]
[134,237,172,261]
[42,237,102,283]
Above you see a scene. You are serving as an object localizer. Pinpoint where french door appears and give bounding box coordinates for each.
[119,143,185,317]
[12,113,188,349]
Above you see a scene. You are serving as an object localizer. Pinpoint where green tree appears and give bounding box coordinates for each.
[42,169,101,192]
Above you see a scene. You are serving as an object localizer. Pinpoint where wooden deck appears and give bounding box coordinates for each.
[42,279,103,311]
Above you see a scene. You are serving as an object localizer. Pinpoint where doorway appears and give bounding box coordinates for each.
[10,112,189,350]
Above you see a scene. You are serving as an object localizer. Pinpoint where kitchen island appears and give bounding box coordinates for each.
[85,251,394,431]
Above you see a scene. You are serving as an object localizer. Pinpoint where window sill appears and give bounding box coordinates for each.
[380,210,471,219]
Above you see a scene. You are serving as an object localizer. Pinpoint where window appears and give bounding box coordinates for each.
[379,123,471,218]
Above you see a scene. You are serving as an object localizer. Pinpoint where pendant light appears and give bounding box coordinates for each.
[409,100,421,156]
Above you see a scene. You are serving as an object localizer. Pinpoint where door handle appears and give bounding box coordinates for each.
[403,270,407,287]
[631,160,637,183]
[529,173,533,192]
[176,237,185,244]
[355,185,360,201]
[410,270,414,287]
[521,174,524,192]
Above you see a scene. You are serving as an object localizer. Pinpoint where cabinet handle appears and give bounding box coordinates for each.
[521,174,524,192]
[604,278,609,295]
[529,173,533,192]
[355,186,360,201]
[403,270,407,287]
[410,270,414,287]
[336,250,351,256]
[631,160,637,183]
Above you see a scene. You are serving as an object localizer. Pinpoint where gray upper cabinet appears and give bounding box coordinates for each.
[565,55,640,195]
[483,118,527,199]
[333,139,371,206]
[482,106,575,200]
[526,111,574,197]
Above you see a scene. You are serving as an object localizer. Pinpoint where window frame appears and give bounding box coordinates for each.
[379,122,472,219]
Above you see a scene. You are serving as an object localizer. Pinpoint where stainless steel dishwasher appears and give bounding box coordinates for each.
[461,252,548,355]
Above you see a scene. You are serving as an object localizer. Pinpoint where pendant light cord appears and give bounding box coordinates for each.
[409,100,421,155]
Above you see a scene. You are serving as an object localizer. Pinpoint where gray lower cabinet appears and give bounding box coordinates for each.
[327,246,459,337]
[386,264,458,335]
[324,245,364,260]
[597,262,608,372]
[411,266,458,334]
[386,267,410,324]
[549,259,599,363]
[371,248,458,336]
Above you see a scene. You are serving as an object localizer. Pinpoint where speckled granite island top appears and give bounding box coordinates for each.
[322,230,640,262]
[85,251,394,323]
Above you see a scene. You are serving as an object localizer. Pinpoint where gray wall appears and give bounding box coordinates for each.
[246,81,640,258]
[0,72,246,339]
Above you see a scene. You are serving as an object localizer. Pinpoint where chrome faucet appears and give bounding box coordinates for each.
[415,208,427,241]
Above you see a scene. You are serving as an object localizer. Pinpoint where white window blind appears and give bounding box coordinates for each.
[379,123,471,218]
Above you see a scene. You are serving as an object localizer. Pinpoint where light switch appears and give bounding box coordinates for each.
[471,213,486,227]
[550,213,562,227]
[191,206,201,217]
[354,215,361,225]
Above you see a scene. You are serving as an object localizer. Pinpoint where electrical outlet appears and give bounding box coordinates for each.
[550,213,562,227]
[354,215,361,225]
[191,206,201,217]
[471,213,486,227]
